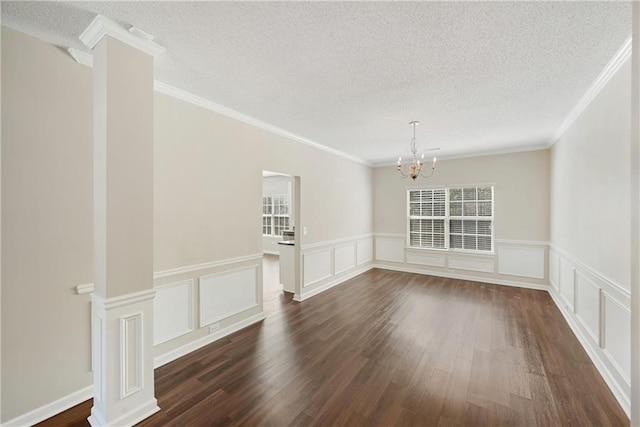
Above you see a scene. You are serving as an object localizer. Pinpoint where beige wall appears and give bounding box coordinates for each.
[550,59,631,290]
[373,150,550,242]
[154,93,373,271]
[1,27,373,421]
[1,28,93,421]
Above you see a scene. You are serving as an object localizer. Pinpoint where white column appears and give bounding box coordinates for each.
[79,15,165,427]
[631,4,640,426]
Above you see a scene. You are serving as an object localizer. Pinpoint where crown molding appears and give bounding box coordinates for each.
[67,47,93,67]
[372,142,550,167]
[64,48,370,167]
[153,81,371,166]
[79,14,165,56]
[548,34,631,147]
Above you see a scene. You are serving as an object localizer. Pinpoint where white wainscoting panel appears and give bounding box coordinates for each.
[548,244,631,416]
[120,312,143,399]
[448,256,494,273]
[574,272,600,344]
[559,259,575,310]
[199,265,258,327]
[375,236,404,263]
[497,245,545,279]
[154,280,193,345]
[406,251,446,268]
[334,243,356,275]
[549,250,560,291]
[356,238,373,266]
[303,249,333,287]
[603,293,631,380]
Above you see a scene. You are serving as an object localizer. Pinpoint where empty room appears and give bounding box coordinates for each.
[1,1,639,426]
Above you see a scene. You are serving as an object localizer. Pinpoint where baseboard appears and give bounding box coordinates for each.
[88,399,160,427]
[154,312,266,368]
[2,313,267,426]
[547,289,631,417]
[372,263,549,291]
[294,264,373,302]
[1,385,93,427]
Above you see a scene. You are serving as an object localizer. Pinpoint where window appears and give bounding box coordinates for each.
[407,186,494,252]
[262,195,290,236]
[408,189,446,249]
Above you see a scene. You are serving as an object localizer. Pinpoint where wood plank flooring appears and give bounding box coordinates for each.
[38,257,628,426]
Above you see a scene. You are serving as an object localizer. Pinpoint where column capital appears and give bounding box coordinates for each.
[79,14,165,56]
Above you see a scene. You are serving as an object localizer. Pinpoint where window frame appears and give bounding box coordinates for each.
[405,187,449,250]
[262,194,290,237]
[406,185,495,254]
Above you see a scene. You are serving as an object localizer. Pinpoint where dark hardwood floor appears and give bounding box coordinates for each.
[38,256,628,426]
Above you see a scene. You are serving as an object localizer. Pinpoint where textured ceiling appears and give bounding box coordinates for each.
[1,1,632,165]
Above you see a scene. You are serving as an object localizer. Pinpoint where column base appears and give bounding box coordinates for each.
[90,289,157,427]
[88,399,160,427]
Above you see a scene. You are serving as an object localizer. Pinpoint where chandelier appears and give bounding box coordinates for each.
[397,121,437,180]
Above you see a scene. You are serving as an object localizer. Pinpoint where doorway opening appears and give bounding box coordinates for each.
[262,171,300,313]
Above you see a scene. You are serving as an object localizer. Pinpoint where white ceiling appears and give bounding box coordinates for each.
[1,1,631,165]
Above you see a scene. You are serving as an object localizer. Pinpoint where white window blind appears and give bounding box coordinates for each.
[263,195,290,236]
[407,186,494,253]
[408,189,446,249]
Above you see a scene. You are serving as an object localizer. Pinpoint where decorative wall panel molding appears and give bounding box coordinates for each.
[153,280,193,345]
[574,272,601,344]
[296,236,374,298]
[120,312,143,399]
[334,243,356,275]
[549,250,560,291]
[406,251,446,268]
[303,249,333,288]
[497,245,545,279]
[356,238,373,266]
[550,244,629,302]
[374,236,405,263]
[559,258,576,311]
[603,292,631,381]
[89,291,159,427]
[373,234,547,285]
[548,243,630,417]
[199,265,259,327]
[448,256,494,273]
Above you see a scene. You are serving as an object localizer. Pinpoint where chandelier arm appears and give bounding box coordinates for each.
[419,167,435,179]
[397,164,409,179]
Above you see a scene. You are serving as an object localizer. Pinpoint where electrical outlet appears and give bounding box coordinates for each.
[209,323,220,334]
[303,227,308,235]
